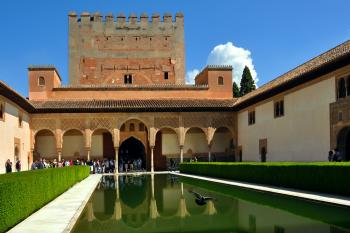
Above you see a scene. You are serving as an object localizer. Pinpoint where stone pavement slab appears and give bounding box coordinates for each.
[8,174,102,233]
[174,172,350,207]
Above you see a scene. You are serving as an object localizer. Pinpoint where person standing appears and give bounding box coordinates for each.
[15,160,21,172]
[5,159,12,173]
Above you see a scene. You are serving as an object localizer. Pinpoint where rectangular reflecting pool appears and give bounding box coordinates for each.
[71,174,350,233]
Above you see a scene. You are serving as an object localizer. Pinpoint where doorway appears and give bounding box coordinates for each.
[119,137,146,170]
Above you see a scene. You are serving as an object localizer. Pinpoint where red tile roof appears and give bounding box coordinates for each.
[30,99,236,112]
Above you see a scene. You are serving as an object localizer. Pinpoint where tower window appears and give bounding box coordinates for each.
[124,74,133,84]
[274,100,284,118]
[164,72,169,80]
[38,76,45,86]
[0,103,4,120]
[18,111,23,127]
[248,110,255,125]
[218,76,224,85]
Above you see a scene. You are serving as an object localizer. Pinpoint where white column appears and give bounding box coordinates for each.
[180,145,184,163]
[58,151,62,162]
[151,146,154,173]
[115,148,119,174]
[87,149,91,161]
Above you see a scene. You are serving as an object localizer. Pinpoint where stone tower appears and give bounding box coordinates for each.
[68,12,185,85]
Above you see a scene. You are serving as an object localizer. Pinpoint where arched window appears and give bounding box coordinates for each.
[338,78,346,98]
[129,123,135,131]
[218,76,224,85]
[139,123,145,131]
[38,76,45,86]
[120,124,126,132]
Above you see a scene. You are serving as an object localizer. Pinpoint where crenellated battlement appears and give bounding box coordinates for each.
[68,11,184,28]
[68,11,185,85]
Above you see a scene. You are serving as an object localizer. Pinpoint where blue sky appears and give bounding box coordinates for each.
[0,0,349,97]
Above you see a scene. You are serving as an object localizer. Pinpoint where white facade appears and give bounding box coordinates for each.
[0,97,31,173]
[237,76,336,162]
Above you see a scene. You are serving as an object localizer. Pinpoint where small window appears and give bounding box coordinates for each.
[139,123,145,131]
[120,124,126,132]
[18,111,23,127]
[248,110,255,125]
[164,72,169,80]
[218,76,224,85]
[129,123,135,131]
[38,76,45,86]
[338,78,346,98]
[274,100,284,118]
[0,103,4,120]
[124,74,133,84]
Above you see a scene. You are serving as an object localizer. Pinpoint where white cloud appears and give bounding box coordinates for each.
[186,69,200,84]
[186,42,258,86]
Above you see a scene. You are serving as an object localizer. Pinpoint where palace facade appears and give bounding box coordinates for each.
[0,12,350,173]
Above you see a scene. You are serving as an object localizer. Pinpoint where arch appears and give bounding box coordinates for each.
[120,135,146,148]
[337,127,350,161]
[184,127,208,161]
[211,127,235,162]
[91,128,115,160]
[119,136,146,171]
[34,129,56,160]
[62,128,84,136]
[155,127,179,171]
[62,129,85,160]
[118,117,149,131]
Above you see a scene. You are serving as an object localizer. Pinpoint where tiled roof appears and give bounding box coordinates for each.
[54,84,208,90]
[235,40,350,108]
[0,81,35,112]
[30,99,237,113]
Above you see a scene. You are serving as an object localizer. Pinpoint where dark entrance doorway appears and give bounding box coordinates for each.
[337,127,350,161]
[119,137,146,170]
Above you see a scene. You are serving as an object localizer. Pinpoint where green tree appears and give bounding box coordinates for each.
[239,66,256,96]
[232,82,240,97]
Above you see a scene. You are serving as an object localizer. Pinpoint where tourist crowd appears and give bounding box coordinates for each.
[4,157,145,174]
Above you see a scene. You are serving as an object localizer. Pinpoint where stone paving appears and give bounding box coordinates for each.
[173,172,350,207]
[8,174,102,233]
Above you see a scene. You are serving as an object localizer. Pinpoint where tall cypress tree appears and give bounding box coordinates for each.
[240,66,256,96]
[232,82,240,97]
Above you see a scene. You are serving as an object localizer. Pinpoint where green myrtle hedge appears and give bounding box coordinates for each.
[0,166,90,232]
[179,162,350,196]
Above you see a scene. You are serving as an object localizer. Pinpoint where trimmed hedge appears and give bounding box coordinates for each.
[0,166,90,232]
[179,162,350,196]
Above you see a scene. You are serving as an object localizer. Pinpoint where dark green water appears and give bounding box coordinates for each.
[71,174,350,233]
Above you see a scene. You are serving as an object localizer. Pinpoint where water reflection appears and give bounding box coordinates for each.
[72,174,350,233]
